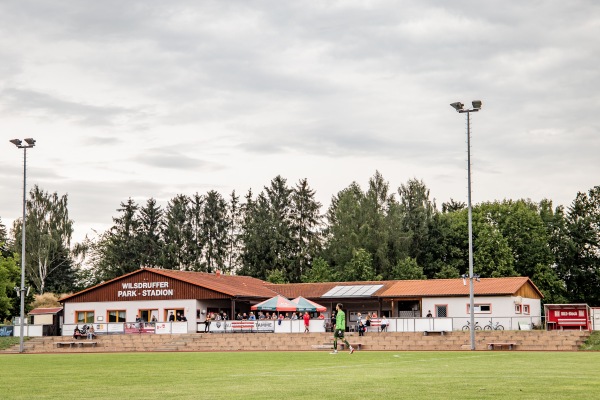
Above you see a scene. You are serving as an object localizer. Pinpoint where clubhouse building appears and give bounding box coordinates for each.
[57,267,544,334]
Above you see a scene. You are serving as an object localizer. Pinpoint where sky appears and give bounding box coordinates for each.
[1,1,599,244]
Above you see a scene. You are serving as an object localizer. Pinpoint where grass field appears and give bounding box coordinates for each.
[2,351,600,399]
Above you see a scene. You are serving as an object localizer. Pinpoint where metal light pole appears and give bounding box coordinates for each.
[450,101,482,350]
[10,138,36,353]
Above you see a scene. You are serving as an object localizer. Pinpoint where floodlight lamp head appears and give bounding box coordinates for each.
[450,102,464,112]
[10,139,22,147]
[472,100,482,110]
[24,138,36,146]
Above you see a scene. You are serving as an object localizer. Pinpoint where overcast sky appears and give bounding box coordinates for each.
[1,1,599,244]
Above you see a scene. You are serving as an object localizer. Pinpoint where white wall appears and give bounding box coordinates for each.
[422,295,542,330]
[64,299,198,333]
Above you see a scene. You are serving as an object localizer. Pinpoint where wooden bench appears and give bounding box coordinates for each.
[339,343,362,351]
[56,342,78,348]
[487,342,516,350]
[311,344,334,350]
[423,330,446,336]
[230,321,255,333]
[56,341,98,348]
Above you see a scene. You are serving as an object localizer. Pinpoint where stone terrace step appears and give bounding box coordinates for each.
[1,330,590,354]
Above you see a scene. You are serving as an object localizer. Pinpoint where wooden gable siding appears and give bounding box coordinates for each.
[515,282,543,299]
[66,270,230,303]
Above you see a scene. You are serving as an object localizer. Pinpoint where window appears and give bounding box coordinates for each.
[467,304,491,314]
[523,305,530,315]
[107,310,126,323]
[139,309,159,322]
[515,304,522,314]
[165,308,185,322]
[76,311,94,323]
[435,305,448,318]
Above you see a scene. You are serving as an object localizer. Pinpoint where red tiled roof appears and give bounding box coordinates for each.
[28,307,63,315]
[379,277,541,297]
[151,269,278,298]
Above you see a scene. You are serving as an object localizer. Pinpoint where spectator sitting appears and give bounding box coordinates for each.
[380,316,388,332]
[87,325,96,340]
[73,325,81,338]
[248,312,256,321]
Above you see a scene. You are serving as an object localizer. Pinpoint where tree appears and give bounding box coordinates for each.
[162,194,192,270]
[554,186,600,305]
[202,190,229,273]
[12,185,74,294]
[289,178,323,282]
[138,198,164,269]
[398,178,436,263]
[226,191,243,273]
[0,253,19,321]
[187,193,205,271]
[301,257,336,283]
[392,257,426,280]
[94,198,143,280]
[339,248,381,281]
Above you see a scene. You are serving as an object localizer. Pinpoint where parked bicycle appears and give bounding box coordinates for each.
[484,320,504,330]
[462,321,481,331]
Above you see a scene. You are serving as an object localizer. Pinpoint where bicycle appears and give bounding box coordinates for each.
[483,320,504,330]
[461,321,481,331]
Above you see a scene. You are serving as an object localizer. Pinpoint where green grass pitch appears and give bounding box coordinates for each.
[2,351,600,399]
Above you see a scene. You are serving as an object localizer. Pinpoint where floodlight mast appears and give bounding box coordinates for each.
[10,138,35,353]
[450,101,482,350]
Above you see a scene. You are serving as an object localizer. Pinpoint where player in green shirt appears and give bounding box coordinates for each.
[331,303,354,354]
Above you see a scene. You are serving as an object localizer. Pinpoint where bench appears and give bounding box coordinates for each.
[367,319,383,332]
[423,330,446,336]
[557,319,588,329]
[311,344,334,350]
[230,321,255,333]
[56,341,98,348]
[487,342,516,350]
[339,343,362,351]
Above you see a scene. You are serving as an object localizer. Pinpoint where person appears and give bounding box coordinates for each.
[303,311,310,333]
[365,314,371,333]
[331,303,354,355]
[151,315,157,323]
[87,325,95,340]
[357,318,365,337]
[356,313,363,333]
[180,314,187,322]
[329,312,336,332]
[426,310,433,318]
[168,312,175,322]
[236,312,243,320]
[204,313,212,333]
[248,312,256,321]
[380,316,388,332]
[73,325,81,339]
[291,312,298,320]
